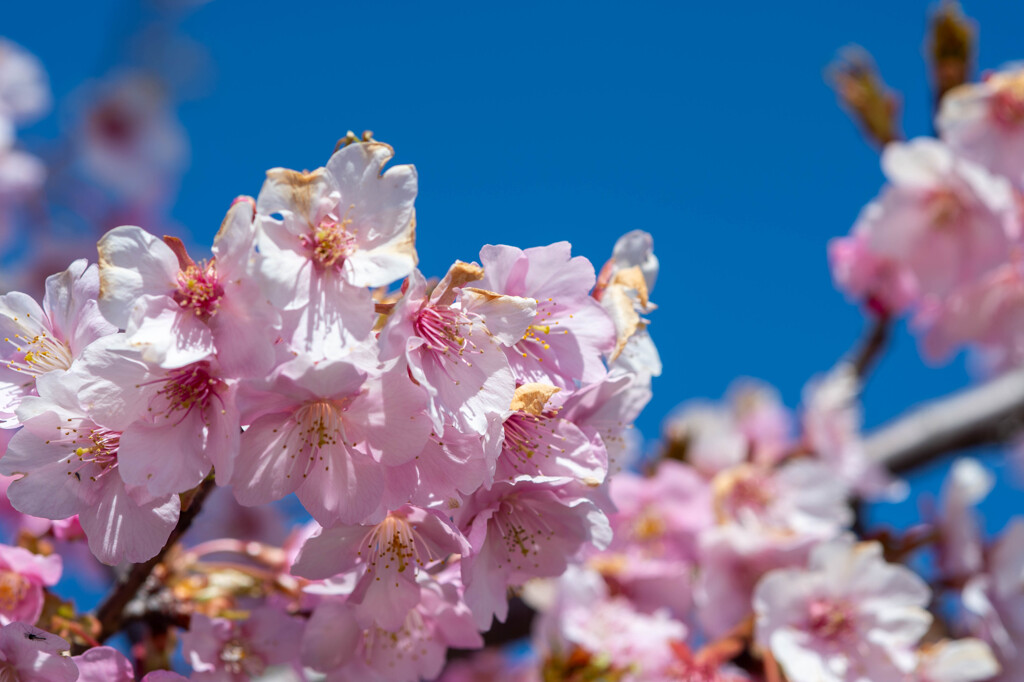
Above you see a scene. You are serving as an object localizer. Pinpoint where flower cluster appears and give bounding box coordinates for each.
[443,371,1009,682]
[0,130,658,679]
[830,65,1024,374]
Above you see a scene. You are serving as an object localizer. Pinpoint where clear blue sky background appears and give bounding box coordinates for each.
[7,1,1024,536]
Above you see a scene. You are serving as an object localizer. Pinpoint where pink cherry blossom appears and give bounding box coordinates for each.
[477,242,616,389]
[584,462,712,620]
[918,256,1024,374]
[961,518,1024,676]
[0,146,45,208]
[560,367,652,474]
[754,537,932,682]
[74,645,191,681]
[378,265,535,436]
[70,336,241,495]
[854,138,1018,299]
[291,505,470,631]
[0,259,117,442]
[72,72,188,202]
[231,352,430,526]
[457,477,612,629]
[182,605,304,681]
[0,39,50,131]
[96,199,278,375]
[937,66,1024,188]
[696,523,816,638]
[711,460,852,537]
[0,543,60,626]
[390,418,503,509]
[0,371,180,564]
[302,574,482,682]
[801,366,906,500]
[493,384,608,485]
[253,140,417,352]
[607,461,713,564]
[533,565,687,682]
[828,232,919,316]
[0,621,77,682]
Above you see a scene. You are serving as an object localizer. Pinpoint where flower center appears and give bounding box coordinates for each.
[4,330,73,377]
[219,638,265,676]
[517,298,566,361]
[302,214,356,271]
[0,571,29,614]
[927,188,966,228]
[500,410,565,478]
[364,513,430,575]
[151,362,223,425]
[807,598,855,643]
[174,261,224,321]
[72,428,120,468]
[632,507,667,542]
[492,498,551,564]
[414,305,469,354]
[713,466,776,524]
[294,400,345,452]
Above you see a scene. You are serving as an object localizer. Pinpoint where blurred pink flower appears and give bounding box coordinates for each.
[754,538,932,682]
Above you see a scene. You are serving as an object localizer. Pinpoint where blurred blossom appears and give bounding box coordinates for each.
[69,72,188,205]
[938,65,1024,189]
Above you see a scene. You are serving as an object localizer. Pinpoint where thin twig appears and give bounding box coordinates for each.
[850,314,891,380]
[73,477,216,653]
[866,364,1024,473]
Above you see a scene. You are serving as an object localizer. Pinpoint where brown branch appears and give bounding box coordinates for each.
[850,314,890,380]
[866,365,1024,474]
[72,477,216,654]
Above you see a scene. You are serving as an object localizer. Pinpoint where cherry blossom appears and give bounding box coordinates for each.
[0,543,60,626]
[302,574,482,682]
[74,645,191,681]
[70,336,241,495]
[181,605,304,681]
[457,477,612,629]
[0,370,180,564]
[918,256,1024,373]
[0,622,77,682]
[0,259,116,442]
[378,264,535,437]
[291,505,470,631]
[96,199,278,375]
[533,565,687,682]
[230,352,430,526]
[0,38,50,134]
[71,72,187,202]
[852,138,1018,300]
[754,537,932,682]
[938,66,1024,188]
[477,242,616,389]
[253,140,417,353]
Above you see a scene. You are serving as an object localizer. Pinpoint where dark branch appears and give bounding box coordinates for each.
[866,365,1024,473]
[850,314,890,380]
[73,477,216,654]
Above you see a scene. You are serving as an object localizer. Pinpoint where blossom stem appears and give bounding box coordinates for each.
[850,313,890,380]
[72,476,217,654]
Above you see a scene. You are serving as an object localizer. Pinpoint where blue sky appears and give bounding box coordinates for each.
[8,1,1024,532]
